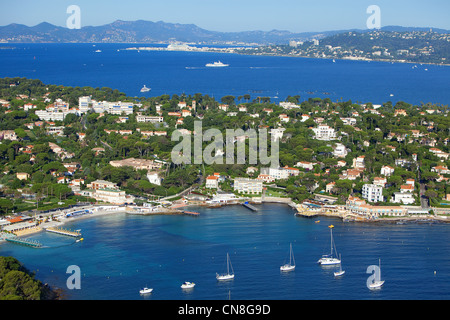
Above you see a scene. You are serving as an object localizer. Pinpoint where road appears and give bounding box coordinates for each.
[418,166,429,209]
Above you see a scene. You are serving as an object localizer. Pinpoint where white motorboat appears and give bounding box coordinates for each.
[181,281,196,289]
[139,287,153,294]
[280,243,295,272]
[318,225,341,265]
[216,253,234,281]
[206,61,229,67]
[140,85,151,92]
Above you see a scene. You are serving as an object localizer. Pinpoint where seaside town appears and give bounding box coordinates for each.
[0,77,450,243]
[235,30,450,65]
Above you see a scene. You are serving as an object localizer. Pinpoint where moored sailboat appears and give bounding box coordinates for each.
[280,243,295,272]
[318,225,341,265]
[216,253,235,281]
[368,259,385,289]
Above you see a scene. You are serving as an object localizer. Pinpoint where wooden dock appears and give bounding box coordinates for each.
[46,227,81,237]
[242,203,258,211]
[6,236,42,248]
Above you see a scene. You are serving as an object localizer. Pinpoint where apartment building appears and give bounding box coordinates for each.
[234,178,263,194]
[312,124,337,141]
[362,184,384,202]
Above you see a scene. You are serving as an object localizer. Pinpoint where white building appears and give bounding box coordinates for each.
[270,127,285,141]
[78,96,138,115]
[295,161,315,171]
[362,184,384,203]
[333,143,347,158]
[352,156,365,169]
[234,178,263,194]
[279,102,300,109]
[312,124,337,141]
[380,165,395,177]
[392,192,415,205]
[35,109,77,121]
[136,114,164,123]
[260,167,289,180]
[205,175,219,189]
[46,126,65,136]
[92,188,130,205]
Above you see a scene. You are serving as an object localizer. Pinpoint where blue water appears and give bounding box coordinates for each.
[1,43,450,105]
[1,204,449,300]
[1,44,450,300]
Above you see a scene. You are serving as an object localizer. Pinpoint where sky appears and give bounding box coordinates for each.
[0,0,449,33]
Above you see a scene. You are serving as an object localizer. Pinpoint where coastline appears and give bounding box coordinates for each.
[1,200,449,245]
[233,50,450,67]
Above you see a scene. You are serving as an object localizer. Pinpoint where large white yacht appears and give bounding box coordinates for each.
[206,61,229,67]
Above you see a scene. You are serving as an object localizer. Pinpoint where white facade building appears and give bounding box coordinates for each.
[205,175,219,189]
[333,143,347,157]
[362,184,384,203]
[381,165,395,176]
[260,167,289,180]
[234,178,263,194]
[392,192,415,205]
[136,115,164,123]
[78,96,138,115]
[312,125,337,141]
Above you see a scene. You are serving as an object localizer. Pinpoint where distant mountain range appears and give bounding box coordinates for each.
[0,20,448,44]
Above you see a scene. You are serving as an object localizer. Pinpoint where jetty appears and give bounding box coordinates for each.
[46,227,81,237]
[182,210,200,216]
[6,236,42,248]
[242,202,258,211]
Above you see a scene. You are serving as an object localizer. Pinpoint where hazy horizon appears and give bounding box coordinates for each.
[1,0,449,34]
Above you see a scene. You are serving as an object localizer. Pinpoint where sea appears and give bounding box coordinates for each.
[0,43,450,105]
[1,43,450,302]
[1,204,450,301]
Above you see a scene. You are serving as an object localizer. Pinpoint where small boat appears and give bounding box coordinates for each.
[334,254,345,277]
[216,253,234,281]
[140,85,151,93]
[368,259,385,289]
[280,243,295,272]
[139,287,153,295]
[95,49,102,53]
[318,225,341,265]
[181,281,196,289]
[206,61,229,67]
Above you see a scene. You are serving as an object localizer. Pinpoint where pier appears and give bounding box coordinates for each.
[182,210,200,216]
[242,202,258,211]
[46,227,81,237]
[6,236,42,248]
